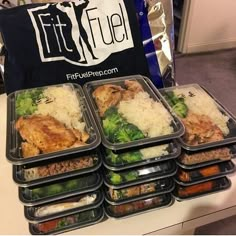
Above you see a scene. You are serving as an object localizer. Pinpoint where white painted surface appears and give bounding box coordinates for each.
[179,0,236,53]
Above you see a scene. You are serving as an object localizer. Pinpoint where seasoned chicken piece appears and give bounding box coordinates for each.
[16,115,77,154]
[124,80,144,93]
[181,112,224,145]
[71,129,89,143]
[92,84,124,117]
[70,140,87,148]
[122,80,144,101]
[21,142,40,158]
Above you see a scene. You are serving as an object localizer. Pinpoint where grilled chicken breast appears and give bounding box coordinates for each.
[16,115,83,155]
[92,84,124,117]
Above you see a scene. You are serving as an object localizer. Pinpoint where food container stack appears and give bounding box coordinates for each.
[6,83,105,234]
[158,84,236,201]
[83,75,185,219]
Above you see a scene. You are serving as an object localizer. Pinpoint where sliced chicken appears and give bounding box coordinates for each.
[181,112,224,145]
[21,142,40,158]
[16,115,77,154]
[122,80,144,101]
[124,80,144,93]
[92,84,124,116]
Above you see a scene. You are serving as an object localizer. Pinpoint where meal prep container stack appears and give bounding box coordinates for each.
[6,83,105,234]
[157,84,236,201]
[83,75,185,219]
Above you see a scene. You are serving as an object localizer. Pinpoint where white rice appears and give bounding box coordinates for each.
[140,144,169,159]
[35,85,85,132]
[118,92,174,138]
[173,86,229,135]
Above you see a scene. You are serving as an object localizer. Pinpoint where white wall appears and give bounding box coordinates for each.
[183,0,236,53]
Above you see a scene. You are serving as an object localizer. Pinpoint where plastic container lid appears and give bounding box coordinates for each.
[103,160,177,189]
[158,84,236,151]
[104,193,173,219]
[13,149,102,187]
[29,206,104,235]
[24,190,104,223]
[102,140,181,171]
[176,144,236,170]
[6,83,101,165]
[19,172,103,206]
[104,178,175,205]
[174,161,235,186]
[172,177,231,201]
[83,75,185,151]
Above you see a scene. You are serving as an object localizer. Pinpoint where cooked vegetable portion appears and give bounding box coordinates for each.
[177,180,215,197]
[34,209,98,233]
[16,89,44,116]
[102,107,145,143]
[28,175,96,200]
[106,144,169,165]
[107,162,170,185]
[164,91,188,118]
[178,165,221,182]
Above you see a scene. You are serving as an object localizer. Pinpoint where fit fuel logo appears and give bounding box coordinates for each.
[28,0,134,66]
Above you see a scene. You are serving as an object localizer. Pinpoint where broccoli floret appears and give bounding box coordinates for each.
[113,123,145,143]
[120,151,143,163]
[106,149,123,164]
[164,91,188,118]
[173,102,188,118]
[16,89,43,116]
[109,172,122,184]
[103,106,119,117]
[102,107,124,140]
[123,171,139,181]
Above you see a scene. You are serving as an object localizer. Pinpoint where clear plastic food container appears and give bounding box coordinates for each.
[19,172,102,206]
[158,84,236,151]
[176,144,236,169]
[24,190,104,223]
[83,75,184,151]
[172,177,231,201]
[104,178,175,205]
[29,206,104,235]
[103,140,181,171]
[6,83,101,165]
[104,193,173,219]
[103,160,177,189]
[13,149,102,187]
[175,161,235,186]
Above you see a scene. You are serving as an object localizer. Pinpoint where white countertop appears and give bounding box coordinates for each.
[1,93,236,235]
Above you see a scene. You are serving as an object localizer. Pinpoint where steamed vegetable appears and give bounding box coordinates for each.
[106,149,142,164]
[108,170,139,185]
[31,175,95,200]
[164,91,188,118]
[16,89,43,116]
[102,107,145,143]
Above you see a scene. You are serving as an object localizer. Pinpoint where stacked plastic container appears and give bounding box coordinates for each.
[6,83,104,234]
[158,84,236,201]
[83,75,185,219]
